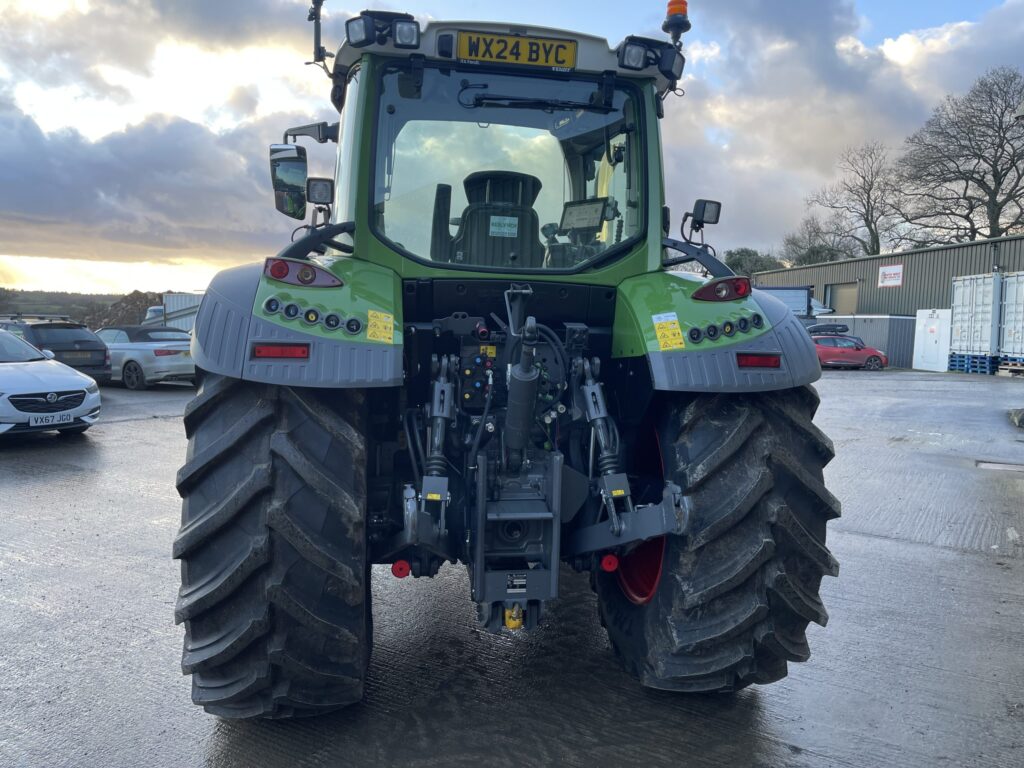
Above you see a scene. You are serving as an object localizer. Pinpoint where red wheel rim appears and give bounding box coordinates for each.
[616,424,667,605]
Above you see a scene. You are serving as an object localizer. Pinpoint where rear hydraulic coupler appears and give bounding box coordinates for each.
[504,317,540,472]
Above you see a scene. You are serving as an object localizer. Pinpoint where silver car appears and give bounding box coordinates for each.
[95,326,195,390]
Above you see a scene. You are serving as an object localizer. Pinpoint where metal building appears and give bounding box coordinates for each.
[753,235,1024,315]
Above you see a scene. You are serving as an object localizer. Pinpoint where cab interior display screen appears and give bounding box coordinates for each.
[560,198,608,231]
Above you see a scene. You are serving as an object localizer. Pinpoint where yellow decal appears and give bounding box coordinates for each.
[480,345,497,358]
[652,312,686,351]
[426,492,442,501]
[611,489,626,497]
[366,310,394,344]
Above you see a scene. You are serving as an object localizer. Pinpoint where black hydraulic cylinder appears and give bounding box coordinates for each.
[505,317,540,470]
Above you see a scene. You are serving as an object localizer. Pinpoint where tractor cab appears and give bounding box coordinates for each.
[273,10,688,278]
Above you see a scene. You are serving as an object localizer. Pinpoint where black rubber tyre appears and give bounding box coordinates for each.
[173,373,371,719]
[122,361,148,391]
[864,356,883,371]
[595,386,840,692]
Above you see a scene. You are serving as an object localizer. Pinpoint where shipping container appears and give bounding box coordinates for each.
[999,271,1024,358]
[820,315,916,369]
[950,273,1002,355]
[912,309,952,372]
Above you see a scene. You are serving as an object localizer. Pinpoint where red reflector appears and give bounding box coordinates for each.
[736,353,781,369]
[391,560,411,578]
[268,259,290,280]
[154,349,181,357]
[600,553,620,573]
[252,343,310,359]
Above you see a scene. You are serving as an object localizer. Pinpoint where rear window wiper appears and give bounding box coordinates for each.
[460,92,614,114]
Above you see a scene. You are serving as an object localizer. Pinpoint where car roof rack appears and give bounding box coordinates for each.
[0,312,75,322]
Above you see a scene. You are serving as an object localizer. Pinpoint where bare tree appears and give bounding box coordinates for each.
[809,142,904,255]
[780,214,858,266]
[895,66,1024,245]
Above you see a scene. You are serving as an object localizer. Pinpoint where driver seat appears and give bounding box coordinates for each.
[451,171,546,268]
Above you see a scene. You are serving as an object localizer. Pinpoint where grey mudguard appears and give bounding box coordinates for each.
[191,263,403,388]
[647,289,821,392]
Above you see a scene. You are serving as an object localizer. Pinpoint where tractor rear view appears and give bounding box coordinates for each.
[173,1,839,719]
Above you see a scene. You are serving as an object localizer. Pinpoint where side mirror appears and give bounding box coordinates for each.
[692,199,721,227]
[269,144,308,220]
[42,349,55,360]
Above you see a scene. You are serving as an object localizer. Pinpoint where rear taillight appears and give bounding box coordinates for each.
[692,277,752,302]
[154,349,183,357]
[736,353,781,369]
[104,350,111,365]
[252,343,310,360]
[264,258,343,287]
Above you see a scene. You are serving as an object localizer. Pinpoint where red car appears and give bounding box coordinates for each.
[813,335,888,370]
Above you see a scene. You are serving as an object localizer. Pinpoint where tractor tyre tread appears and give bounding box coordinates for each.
[596,386,840,693]
[173,374,370,719]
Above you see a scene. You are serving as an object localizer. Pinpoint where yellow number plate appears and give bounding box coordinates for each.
[457,32,577,70]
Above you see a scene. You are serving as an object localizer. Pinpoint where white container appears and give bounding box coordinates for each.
[999,271,1024,358]
[913,309,952,372]
[950,273,1002,355]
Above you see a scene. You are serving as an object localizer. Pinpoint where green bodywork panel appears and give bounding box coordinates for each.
[612,271,773,358]
[253,257,403,346]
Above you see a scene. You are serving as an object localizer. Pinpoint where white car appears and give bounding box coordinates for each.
[95,325,195,390]
[0,329,102,436]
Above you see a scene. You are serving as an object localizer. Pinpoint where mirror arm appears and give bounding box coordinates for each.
[277,221,356,260]
[283,122,339,144]
[662,238,734,278]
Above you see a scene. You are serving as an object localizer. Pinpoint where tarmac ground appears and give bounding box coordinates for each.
[1,372,1022,767]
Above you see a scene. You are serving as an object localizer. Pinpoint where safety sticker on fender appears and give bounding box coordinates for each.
[652,312,685,351]
[367,310,394,344]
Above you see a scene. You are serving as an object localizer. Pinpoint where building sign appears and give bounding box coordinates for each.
[878,264,904,288]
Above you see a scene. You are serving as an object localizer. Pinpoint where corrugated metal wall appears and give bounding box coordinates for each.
[753,235,1024,315]
[825,315,916,368]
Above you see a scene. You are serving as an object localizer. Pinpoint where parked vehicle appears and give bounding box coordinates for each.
[755,285,834,318]
[95,325,195,390]
[172,4,840,719]
[807,323,865,347]
[0,314,110,384]
[813,335,888,370]
[0,329,102,436]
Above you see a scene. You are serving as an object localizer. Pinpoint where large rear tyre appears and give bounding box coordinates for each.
[595,386,840,692]
[173,373,370,719]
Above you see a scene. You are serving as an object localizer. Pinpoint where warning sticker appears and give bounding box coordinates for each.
[652,312,685,351]
[479,345,497,358]
[489,215,519,238]
[366,310,394,344]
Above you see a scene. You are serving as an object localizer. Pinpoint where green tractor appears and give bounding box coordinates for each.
[173,1,840,719]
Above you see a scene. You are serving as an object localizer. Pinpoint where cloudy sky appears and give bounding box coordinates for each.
[0,0,1021,293]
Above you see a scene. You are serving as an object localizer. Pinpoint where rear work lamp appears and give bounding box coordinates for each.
[346,12,421,50]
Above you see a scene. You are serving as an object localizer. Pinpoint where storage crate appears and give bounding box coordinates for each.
[999,271,1024,358]
[950,273,1002,355]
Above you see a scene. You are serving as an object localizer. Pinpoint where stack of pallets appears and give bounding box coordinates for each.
[948,353,1001,375]
[996,355,1024,378]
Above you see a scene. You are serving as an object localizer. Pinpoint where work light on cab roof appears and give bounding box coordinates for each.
[172,0,842,722]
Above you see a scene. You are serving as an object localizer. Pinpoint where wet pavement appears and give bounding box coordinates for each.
[1,372,1022,767]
